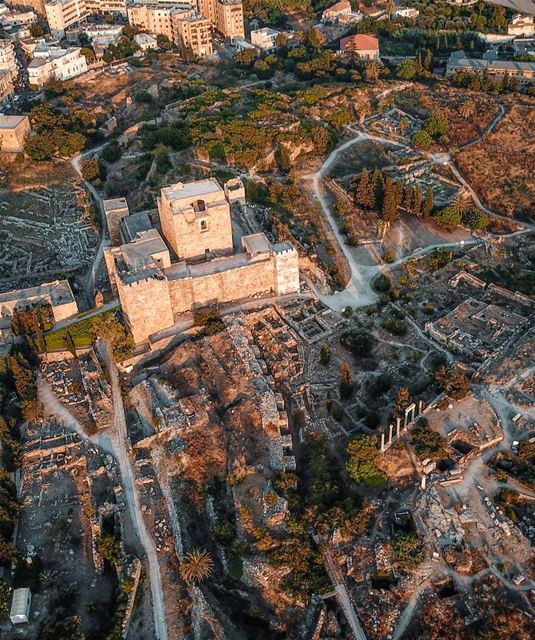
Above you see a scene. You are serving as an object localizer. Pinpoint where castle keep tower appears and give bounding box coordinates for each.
[105,178,300,344]
[157,178,233,261]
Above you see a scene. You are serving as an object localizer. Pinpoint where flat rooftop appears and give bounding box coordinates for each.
[0,115,27,129]
[103,197,129,213]
[166,250,270,280]
[122,211,152,242]
[120,229,168,270]
[161,178,224,203]
[242,233,271,256]
[0,279,74,306]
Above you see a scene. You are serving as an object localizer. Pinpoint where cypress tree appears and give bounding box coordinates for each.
[423,186,434,217]
[404,185,414,212]
[382,177,398,222]
[413,184,423,215]
[356,168,371,208]
[340,362,354,400]
[371,168,383,209]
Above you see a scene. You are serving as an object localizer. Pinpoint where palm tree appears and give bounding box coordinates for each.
[452,193,471,216]
[364,61,381,82]
[459,100,475,119]
[180,549,214,583]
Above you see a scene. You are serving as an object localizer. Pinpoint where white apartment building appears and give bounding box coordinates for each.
[0,39,19,83]
[85,0,127,16]
[28,45,87,86]
[393,7,419,19]
[250,27,278,50]
[45,0,88,39]
[0,6,37,30]
[508,13,535,37]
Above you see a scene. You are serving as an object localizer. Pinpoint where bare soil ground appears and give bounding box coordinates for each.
[455,105,535,220]
[0,157,77,191]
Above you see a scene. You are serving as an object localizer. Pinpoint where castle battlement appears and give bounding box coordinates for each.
[105,178,300,344]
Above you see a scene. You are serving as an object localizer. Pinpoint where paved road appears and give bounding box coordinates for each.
[71,146,109,305]
[101,342,168,640]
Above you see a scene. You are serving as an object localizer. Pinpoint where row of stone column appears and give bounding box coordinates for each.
[380,400,425,453]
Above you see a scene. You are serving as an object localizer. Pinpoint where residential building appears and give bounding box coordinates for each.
[446,52,535,85]
[28,45,87,86]
[0,6,37,30]
[232,36,254,52]
[513,37,535,55]
[393,7,419,19]
[198,0,244,39]
[127,3,213,55]
[45,0,88,39]
[104,178,299,343]
[0,115,31,151]
[250,27,278,50]
[134,32,158,51]
[172,9,213,57]
[321,0,352,22]
[0,39,19,83]
[85,0,127,15]
[447,0,477,5]
[13,0,47,16]
[508,13,535,36]
[339,33,380,60]
[0,68,14,105]
[127,3,174,41]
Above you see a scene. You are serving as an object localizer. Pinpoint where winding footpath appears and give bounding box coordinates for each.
[39,349,168,640]
[100,342,168,640]
[304,131,483,312]
[303,105,533,314]
[70,146,109,305]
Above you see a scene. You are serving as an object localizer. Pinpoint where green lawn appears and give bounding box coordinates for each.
[45,316,96,351]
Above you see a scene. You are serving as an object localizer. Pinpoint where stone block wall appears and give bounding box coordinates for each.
[158,197,233,261]
[273,245,300,295]
[105,206,129,246]
[168,257,275,314]
[104,248,118,296]
[119,275,174,343]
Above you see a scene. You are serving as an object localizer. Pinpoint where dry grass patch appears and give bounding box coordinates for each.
[455,105,535,220]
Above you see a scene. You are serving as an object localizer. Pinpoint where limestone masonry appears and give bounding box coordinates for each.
[104,178,300,344]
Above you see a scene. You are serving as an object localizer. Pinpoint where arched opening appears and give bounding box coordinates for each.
[193,199,206,212]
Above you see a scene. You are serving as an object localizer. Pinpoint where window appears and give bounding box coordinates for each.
[200,219,208,231]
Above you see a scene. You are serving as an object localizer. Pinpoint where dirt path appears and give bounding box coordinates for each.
[39,369,168,640]
[100,342,168,640]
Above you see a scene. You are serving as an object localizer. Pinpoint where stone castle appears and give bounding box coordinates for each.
[104,178,300,344]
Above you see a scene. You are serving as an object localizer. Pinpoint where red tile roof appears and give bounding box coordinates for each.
[339,34,379,52]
